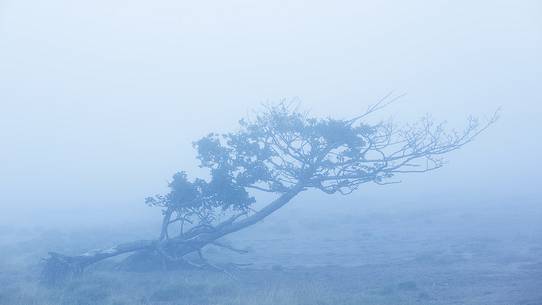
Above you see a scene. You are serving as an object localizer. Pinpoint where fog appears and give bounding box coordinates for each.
[0,1,541,303]
[1,0,540,229]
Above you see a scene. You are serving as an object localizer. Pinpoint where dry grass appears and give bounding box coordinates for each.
[1,202,542,305]
[1,261,541,305]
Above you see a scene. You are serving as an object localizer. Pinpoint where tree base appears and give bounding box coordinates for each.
[41,252,85,286]
[115,250,200,272]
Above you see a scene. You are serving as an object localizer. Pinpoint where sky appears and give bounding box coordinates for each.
[0,0,541,228]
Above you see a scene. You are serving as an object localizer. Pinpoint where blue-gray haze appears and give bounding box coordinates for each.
[0,0,540,234]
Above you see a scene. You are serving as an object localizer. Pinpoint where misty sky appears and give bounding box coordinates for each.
[0,0,541,227]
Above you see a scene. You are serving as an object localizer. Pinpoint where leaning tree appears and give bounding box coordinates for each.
[42,100,497,284]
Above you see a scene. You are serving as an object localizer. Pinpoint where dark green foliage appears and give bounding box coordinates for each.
[146,102,495,239]
[145,170,254,226]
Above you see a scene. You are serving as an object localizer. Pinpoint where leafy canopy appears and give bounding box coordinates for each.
[147,102,496,226]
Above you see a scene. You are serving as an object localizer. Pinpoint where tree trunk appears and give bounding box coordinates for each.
[41,186,302,285]
[159,207,174,240]
[41,240,155,285]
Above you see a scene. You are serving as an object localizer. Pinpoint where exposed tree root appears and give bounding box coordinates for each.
[41,188,300,285]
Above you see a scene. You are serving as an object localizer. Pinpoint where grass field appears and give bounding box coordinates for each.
[1,200,541,305]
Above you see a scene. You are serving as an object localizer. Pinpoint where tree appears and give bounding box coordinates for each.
[41,100,497,284]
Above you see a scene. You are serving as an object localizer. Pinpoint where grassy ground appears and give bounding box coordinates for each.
[1,200,541,304]
[1,262,541,305]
